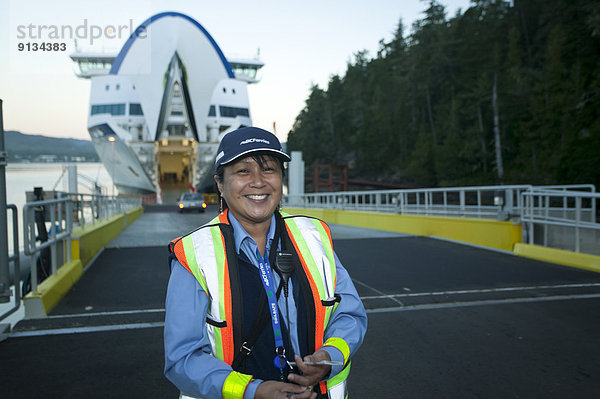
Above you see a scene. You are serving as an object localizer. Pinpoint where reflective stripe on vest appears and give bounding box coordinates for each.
[170,210,349,399]
[280,212,337,351]
[171,211,234,365]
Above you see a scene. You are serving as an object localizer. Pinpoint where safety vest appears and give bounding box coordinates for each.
[169,210,351,399]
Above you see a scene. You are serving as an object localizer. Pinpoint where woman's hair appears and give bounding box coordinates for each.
[214,153,286,211]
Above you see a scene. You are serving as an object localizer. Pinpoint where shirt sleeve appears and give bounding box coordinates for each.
[321,251,368,377]
[164,260,262,398]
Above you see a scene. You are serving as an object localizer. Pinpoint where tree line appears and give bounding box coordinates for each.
[287,0,600,190]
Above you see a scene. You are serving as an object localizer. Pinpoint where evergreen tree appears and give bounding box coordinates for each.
[286,0,600,190]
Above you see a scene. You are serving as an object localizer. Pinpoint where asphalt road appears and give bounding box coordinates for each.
[1,206,599,398]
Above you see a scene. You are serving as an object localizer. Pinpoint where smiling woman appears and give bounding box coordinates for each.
[164,127,367,399]
[215,154,283,250]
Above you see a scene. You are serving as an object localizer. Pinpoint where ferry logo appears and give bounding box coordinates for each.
[240,138,270,145]
[261,269,270,287]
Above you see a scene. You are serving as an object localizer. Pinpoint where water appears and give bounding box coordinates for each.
[5,162,113,251]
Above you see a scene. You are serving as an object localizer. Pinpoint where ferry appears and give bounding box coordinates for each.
[70,12,263,203]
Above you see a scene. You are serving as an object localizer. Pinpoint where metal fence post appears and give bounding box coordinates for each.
[0,99,10,305]
[528,194,534,245]
[544,195,549,247]
[575,197,581,253]
[66,198,73,263]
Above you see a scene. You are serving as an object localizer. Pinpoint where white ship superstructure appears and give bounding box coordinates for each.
[70,12,263,201]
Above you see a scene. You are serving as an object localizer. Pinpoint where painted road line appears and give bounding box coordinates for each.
[365,293,600,314]
[11,293,600,337]
[10,321,165,338]
[360,282,600,300]
[352,278,404,306]
[46,308,166,319]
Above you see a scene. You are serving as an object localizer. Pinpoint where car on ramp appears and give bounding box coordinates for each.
[177,193,207,213]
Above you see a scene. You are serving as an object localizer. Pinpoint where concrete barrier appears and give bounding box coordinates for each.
[514,243,600,273]
[23,207,143,317]
[283,207,522,252]
[71,206,143,268]
[23,259,83,318]
[284,207,600,274]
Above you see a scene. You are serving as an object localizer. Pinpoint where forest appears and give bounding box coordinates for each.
[286,0,600,190]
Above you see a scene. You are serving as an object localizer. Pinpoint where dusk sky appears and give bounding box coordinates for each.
[0,0,472,142]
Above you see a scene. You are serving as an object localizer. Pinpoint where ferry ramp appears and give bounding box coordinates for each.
[2,205,600,398]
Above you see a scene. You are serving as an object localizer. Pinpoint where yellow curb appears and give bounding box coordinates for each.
[513,243,600,273]
[23,259,83,318]
[283,207,522,252]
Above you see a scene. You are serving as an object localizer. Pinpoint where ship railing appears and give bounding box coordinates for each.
[284,185,533,219]
[56,192,142,226]
[22,193,142,292]
[283,184,599,255]
[23,197,74,292]
[521,188,599,254]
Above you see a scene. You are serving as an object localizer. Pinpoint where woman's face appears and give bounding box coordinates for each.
[216,155,283,229]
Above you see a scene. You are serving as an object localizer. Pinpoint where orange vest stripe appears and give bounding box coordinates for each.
[220,229,234,365]
[172,237,194,275]
[215,210,234,365]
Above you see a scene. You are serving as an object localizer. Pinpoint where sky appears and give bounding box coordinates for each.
[0,0,472,142]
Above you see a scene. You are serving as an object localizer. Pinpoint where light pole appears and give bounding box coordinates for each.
[108,136,116,197]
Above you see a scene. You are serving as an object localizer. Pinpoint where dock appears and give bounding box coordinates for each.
[2,204,600,397]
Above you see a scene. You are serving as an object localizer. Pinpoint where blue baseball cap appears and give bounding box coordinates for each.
[215,127,291,167]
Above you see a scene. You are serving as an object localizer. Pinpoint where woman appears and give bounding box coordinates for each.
[165,127,367,399]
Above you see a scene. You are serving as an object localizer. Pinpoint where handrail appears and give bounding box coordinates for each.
[283,184,599,255]
[22,193,142,292]
[23,197,73,292]
[284,185,534,219]
[521,189,600,253]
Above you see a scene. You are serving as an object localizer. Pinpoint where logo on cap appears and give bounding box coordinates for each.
[240,138,270,145]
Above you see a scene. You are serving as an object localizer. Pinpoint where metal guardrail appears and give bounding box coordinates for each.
[23,197,73,292]
[22,193,142,292]
[522,189,599,254]
[285,185,533,219]
[284,184,599,255]
[58,192,142,225]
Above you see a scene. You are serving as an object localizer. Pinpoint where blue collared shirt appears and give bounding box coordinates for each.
[164,213,367,398]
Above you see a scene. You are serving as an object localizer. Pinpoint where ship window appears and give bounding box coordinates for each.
[91,103,126,116]
[222,88,226,93]
[171,110,183,116]
[105,85,109,91]
[232,89,236,94]
[219,106,249,118]
[208,105,216,117]
[129,103,143,115]
[116,84,120,90]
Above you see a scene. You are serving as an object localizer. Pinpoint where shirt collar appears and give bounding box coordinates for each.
[228,211,276,258]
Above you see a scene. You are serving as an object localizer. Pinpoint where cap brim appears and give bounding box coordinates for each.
[218,148,291,167]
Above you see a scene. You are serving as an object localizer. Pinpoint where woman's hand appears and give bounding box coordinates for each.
[286,350,332,389]
[255,380,316,399]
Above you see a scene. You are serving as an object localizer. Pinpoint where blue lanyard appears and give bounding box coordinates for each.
[255,248,287,373]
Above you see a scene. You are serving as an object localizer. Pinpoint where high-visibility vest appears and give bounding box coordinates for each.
[169,210,351,399]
